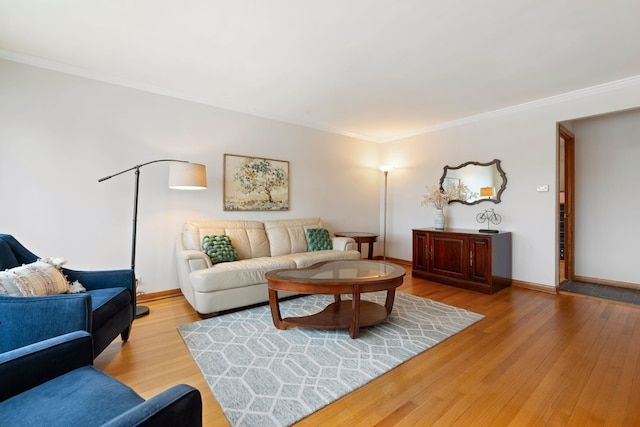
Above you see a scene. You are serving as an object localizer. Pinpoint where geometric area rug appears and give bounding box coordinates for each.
[178,292,484,427]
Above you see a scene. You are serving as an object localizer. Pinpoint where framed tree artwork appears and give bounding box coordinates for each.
[223,154,290,211]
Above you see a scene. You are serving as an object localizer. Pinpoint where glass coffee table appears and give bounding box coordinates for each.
[266,260,406,338]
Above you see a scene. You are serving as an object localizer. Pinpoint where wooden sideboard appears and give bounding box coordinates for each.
[412,228,512,294]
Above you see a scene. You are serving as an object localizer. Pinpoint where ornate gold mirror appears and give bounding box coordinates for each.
[440,159,507,205]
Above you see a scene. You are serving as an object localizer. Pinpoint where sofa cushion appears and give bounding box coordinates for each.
[0,366,144,426]
[89,288,131,330]
[305,228,333,251]
[264,218,326,257]
[202,235,238,264]
[278,249,361,268]
[183,220,270,259]
[189,257,296,293]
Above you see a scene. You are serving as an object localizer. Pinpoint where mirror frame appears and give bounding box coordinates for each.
[440,159,507,205]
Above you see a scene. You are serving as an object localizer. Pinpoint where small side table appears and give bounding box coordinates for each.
[335,232,378,260]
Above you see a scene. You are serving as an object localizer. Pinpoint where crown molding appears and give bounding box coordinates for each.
[0,49,241,110]
[379,74,640,143]
[0,50,380,142]
[2,49,639,144]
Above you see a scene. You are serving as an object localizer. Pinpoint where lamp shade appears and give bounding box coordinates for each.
[379,165,394,173]
[480,186,495,197]
[169,162,207,190]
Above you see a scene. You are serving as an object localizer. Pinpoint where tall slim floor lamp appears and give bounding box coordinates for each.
[379,165,393,261]
[99,159,207,318]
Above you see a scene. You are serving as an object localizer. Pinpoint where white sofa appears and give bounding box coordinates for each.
[176,218,361,317]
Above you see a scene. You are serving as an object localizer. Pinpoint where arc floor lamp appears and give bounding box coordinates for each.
[99,159,207,318]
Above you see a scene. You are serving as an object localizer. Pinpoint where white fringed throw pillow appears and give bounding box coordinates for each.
[0,258,86,296]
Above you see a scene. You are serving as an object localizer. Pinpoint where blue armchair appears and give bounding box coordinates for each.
[0,234,135,357]
[0,331,202,426]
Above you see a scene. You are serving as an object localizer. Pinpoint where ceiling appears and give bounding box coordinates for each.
[2,1,640,142]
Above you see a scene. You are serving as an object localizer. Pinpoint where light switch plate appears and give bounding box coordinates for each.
[536,184,549,192]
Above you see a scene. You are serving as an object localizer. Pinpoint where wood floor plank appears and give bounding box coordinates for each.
[94,271,640,426]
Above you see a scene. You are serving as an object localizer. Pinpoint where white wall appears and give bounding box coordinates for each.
[571,109,640,284]
[0,59,381,295]
[3,58,640,294]
[381,79,640,290]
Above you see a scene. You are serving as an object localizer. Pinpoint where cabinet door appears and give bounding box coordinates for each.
[428,233,468,280]
[413,231,428,270]
[469,237,491,283]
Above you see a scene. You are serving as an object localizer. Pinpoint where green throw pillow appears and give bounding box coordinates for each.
[202,235,238,264]
[306,228,333,251]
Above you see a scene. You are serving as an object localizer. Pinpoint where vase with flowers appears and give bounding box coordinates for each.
[421,182,477,230]
[421,185,451,229]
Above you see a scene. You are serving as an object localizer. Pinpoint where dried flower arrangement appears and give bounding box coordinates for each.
[421,182,478,209]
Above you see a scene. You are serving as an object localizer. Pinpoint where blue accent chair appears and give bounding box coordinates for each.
[0,234,135,357]
[0,331,202,426]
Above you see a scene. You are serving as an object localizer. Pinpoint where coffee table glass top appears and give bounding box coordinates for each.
[271,260,404,281]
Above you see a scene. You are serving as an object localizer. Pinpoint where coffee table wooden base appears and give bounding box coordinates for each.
[269,289,396,339]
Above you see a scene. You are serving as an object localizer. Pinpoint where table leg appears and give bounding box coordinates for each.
[384,288,396,315]
[350,285,361,338]
[367,242,374,260]
[269,288,286,330]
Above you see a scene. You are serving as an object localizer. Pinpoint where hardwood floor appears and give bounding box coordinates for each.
[95,271,640,426]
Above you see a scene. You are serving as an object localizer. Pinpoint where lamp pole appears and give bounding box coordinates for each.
[379,166,393,261]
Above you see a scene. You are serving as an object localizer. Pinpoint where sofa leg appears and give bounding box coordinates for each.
[121,326,131,342]
[198,311,219,319]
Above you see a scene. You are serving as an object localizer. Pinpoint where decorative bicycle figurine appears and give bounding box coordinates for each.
[476,208,502,233]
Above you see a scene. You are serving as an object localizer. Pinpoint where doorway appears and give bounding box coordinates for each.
[558,125,575,287]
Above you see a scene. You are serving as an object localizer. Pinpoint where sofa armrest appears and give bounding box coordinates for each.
[178,250,212,272]
[0,294,92,353]
[176,234,212,273]
[64,268,135,292]
[0,331,93,402]
[332,237,356,251]
[103,384,202,427]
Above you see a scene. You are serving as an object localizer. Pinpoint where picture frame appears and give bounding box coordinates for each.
[223,154,289,211]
